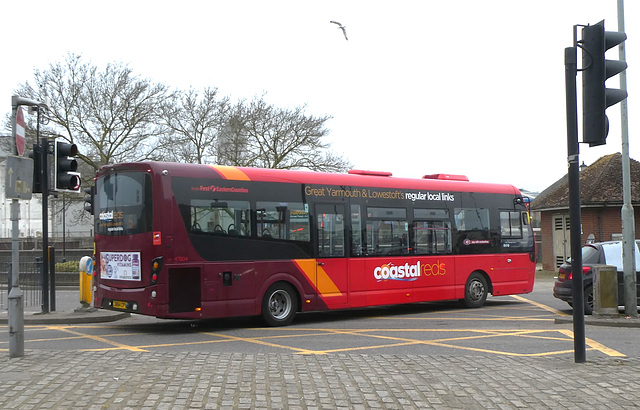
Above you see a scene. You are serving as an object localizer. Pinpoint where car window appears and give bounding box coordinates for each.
[581,245,601,265]
[602,243,623,270]
[600,242,640,270]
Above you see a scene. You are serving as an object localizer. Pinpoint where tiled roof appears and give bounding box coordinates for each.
[531,153,640,210]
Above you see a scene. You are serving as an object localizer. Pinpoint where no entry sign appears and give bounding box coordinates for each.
[15,107,26,155]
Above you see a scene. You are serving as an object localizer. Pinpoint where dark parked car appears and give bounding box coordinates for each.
[553,240,640,314]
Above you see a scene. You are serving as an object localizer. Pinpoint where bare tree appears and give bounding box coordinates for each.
[158,87,230,164]
[219,96,351,172]
[216,101,259,166]
[13,55,349,174]
[14,53,172,171]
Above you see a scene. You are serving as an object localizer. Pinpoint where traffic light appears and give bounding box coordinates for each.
[54,139,81,192]
[83,185,95,215]
[28,145,43,194]
[581,20,627,147]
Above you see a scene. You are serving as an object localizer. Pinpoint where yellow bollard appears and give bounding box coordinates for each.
[79,256,94,307]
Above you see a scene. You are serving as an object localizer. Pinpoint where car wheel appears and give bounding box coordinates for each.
[462,272,488,308]
[262,282,298,326]
[584,286,593,315]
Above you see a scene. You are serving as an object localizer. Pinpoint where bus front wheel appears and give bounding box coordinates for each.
[462,272,488,308]
[262,283,298,326]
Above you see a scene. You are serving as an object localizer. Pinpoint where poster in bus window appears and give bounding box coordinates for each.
[100,252,141,281]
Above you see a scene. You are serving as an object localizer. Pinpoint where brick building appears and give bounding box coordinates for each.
[531,153,640,271]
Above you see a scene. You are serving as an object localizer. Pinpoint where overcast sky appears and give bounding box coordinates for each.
[2,1,638,192]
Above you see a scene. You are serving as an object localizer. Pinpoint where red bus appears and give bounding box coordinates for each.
[92,162,535,326]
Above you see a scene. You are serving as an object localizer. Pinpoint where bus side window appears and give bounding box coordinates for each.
[412,209,452,255]
[256,202,310,242]
[500,210,523,238]
[316,204,345,257]
[454,208,490,233]
[365,207,408,256]
[351,204,363,256]
[188,200,251,236]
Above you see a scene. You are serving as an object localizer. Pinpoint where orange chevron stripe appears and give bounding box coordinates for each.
[207,165,251,181]
[294,259,341,295]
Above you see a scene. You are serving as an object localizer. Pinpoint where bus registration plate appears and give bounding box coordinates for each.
[113,300,127,310]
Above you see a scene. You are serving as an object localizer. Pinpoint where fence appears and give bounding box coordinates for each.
[0,256,43,310]
[0,248,91,311]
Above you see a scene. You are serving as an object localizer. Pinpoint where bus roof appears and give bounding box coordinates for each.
[97,161,522,196]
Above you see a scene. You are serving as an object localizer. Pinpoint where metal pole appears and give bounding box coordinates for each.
[617,0,636,317]
[8,200,23,358]
[8,101,24,358]
[39,108,50,314]
[63,196,66,261]
[49,246,56,312]
[565,44,586,363]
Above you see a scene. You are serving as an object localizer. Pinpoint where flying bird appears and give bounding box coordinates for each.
[330,21,348,41]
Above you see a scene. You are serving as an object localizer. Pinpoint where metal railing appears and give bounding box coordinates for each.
[0,257,42,310]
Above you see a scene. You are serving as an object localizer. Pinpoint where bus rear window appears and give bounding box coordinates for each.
[96,171,152,235]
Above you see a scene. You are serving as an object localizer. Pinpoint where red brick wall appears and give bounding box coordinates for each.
[540,206,640,271]
[581,208,620,242]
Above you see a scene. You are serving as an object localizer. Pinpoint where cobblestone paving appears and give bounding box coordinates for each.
[1,350,639,409]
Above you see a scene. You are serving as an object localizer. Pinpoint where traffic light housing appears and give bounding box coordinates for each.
[581,20,627,147]
[83,185,95,215]
[54,139,81,192]
[28,145,43,194]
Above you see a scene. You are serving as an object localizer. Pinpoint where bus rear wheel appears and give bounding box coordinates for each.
[462,272,488,308]
[262,283,298,326]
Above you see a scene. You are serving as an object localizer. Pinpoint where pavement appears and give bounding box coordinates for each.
[0,288,129,325]
[2,289,640,408]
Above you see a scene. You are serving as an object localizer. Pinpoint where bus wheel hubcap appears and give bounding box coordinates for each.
[469,280,484,301]
[269,290,291,319]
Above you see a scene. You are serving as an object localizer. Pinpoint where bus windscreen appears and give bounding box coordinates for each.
[96,171,153,235]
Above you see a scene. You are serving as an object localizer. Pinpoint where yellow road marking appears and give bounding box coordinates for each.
[201,332,320,354]
[0,295,626,357]
[510,294,569,316]
[556,329,626,357]
[49,326,147,352]
[375,316,555,322]
[269,328,578,356]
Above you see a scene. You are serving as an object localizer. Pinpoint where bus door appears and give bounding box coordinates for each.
[491,209,536,295]
[315,203,349,308]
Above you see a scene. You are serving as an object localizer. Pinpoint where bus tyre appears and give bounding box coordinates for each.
[262,283,297,326]
[462,272,488,308]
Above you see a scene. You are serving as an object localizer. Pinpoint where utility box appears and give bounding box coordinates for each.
[593,265,618,317]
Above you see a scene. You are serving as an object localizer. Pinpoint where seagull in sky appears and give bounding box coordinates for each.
[330,21,348,41]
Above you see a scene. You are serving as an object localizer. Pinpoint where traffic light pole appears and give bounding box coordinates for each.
[565,44,587,363]
[42,142,50,313]
[37,109,50,314]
